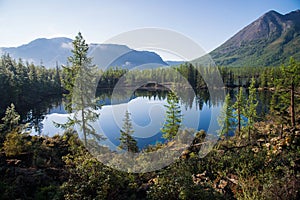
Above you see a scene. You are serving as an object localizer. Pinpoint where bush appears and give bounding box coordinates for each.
[3,129,31,157]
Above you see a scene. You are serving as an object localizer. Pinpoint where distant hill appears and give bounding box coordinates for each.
[0,38,168,69]
[165,60,184,66]
[196,10,300,67]
[0,37,73,68]
[89,44,168,69]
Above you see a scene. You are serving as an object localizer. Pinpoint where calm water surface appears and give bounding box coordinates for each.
[30,89,271,149]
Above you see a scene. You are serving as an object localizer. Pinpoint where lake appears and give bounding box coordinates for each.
[29,88,271,150]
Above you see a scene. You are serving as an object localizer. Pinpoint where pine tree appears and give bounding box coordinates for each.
[233,87,246,137]
[259,70,268,88]
[119,110,138,153]
[54,62,62,92]
[0,104,31,154]
[161,90,182,140]
[218,93,235,139]
[0,103,20,143]
[269,83,289,137]
[244,77,258,141]
[57,32,102,146]
[62,33,88,113]
[279,57,300,131]
[269,58,300,136]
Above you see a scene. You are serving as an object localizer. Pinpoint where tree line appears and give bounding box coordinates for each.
[219,57,300,141]
[0,54,62,119]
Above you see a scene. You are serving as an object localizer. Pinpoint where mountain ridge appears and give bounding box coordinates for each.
[197,9,300,67]
[2,9,300,68]
[0,38,168,69]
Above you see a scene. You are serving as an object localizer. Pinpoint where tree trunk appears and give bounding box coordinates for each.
[81,93,87,147]
[238,108,241,137]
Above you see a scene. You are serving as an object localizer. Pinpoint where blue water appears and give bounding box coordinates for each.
[32,92,223,150]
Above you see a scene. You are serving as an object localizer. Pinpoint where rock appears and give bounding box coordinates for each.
[196,170,208,179]
[218,179,228,189]
[192,171,210,184]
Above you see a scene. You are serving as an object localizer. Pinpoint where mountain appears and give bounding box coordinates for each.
[0,38,168,69]
[3,10,299,68]
[165,60,184,66]
[197,9,300,67]
[89,44,168,69]
[0,37,73,68]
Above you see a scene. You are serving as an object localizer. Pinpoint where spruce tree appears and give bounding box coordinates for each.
[218,93,235,139]
[119,110,138,153]
[279,57,300,131]
[161,90,182,140]
[244,77,258,141]
[233,87,246,137]
[62,32,88,113]
[0,103,20,131]
[270,87,287,137]
[0,103,20,143]
[57,32,102,146]
[269,58,300,136]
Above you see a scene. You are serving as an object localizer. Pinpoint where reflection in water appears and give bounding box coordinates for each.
[1,96,64,136]
[28,89,271,149]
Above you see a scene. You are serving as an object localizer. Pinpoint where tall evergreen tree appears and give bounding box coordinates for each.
[62,33,87,113]
[0,103,20,133]
[233,87,246,137]
[161,90,182,140]
[0,103,20,144]
[269,58,300,137]
[57,32,102,146]
[218,93,235,139]
[269,85,287,136]
[54,62,62,92]
[244,77,258,141]
[119,110,138,153]
[279,57,300,131]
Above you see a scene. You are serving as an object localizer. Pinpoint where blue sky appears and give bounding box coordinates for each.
[0,0,299,59]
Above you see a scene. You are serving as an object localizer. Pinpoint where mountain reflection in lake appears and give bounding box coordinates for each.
[30,89,271,150]
[29,89,220,149]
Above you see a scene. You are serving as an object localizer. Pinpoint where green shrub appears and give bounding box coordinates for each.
[3,129,31,157]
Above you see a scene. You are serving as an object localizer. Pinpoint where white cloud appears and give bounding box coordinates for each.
[61,42,73,49]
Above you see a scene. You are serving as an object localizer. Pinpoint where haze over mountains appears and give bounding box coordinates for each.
[1,9,299,68]
[0,38,168,69]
